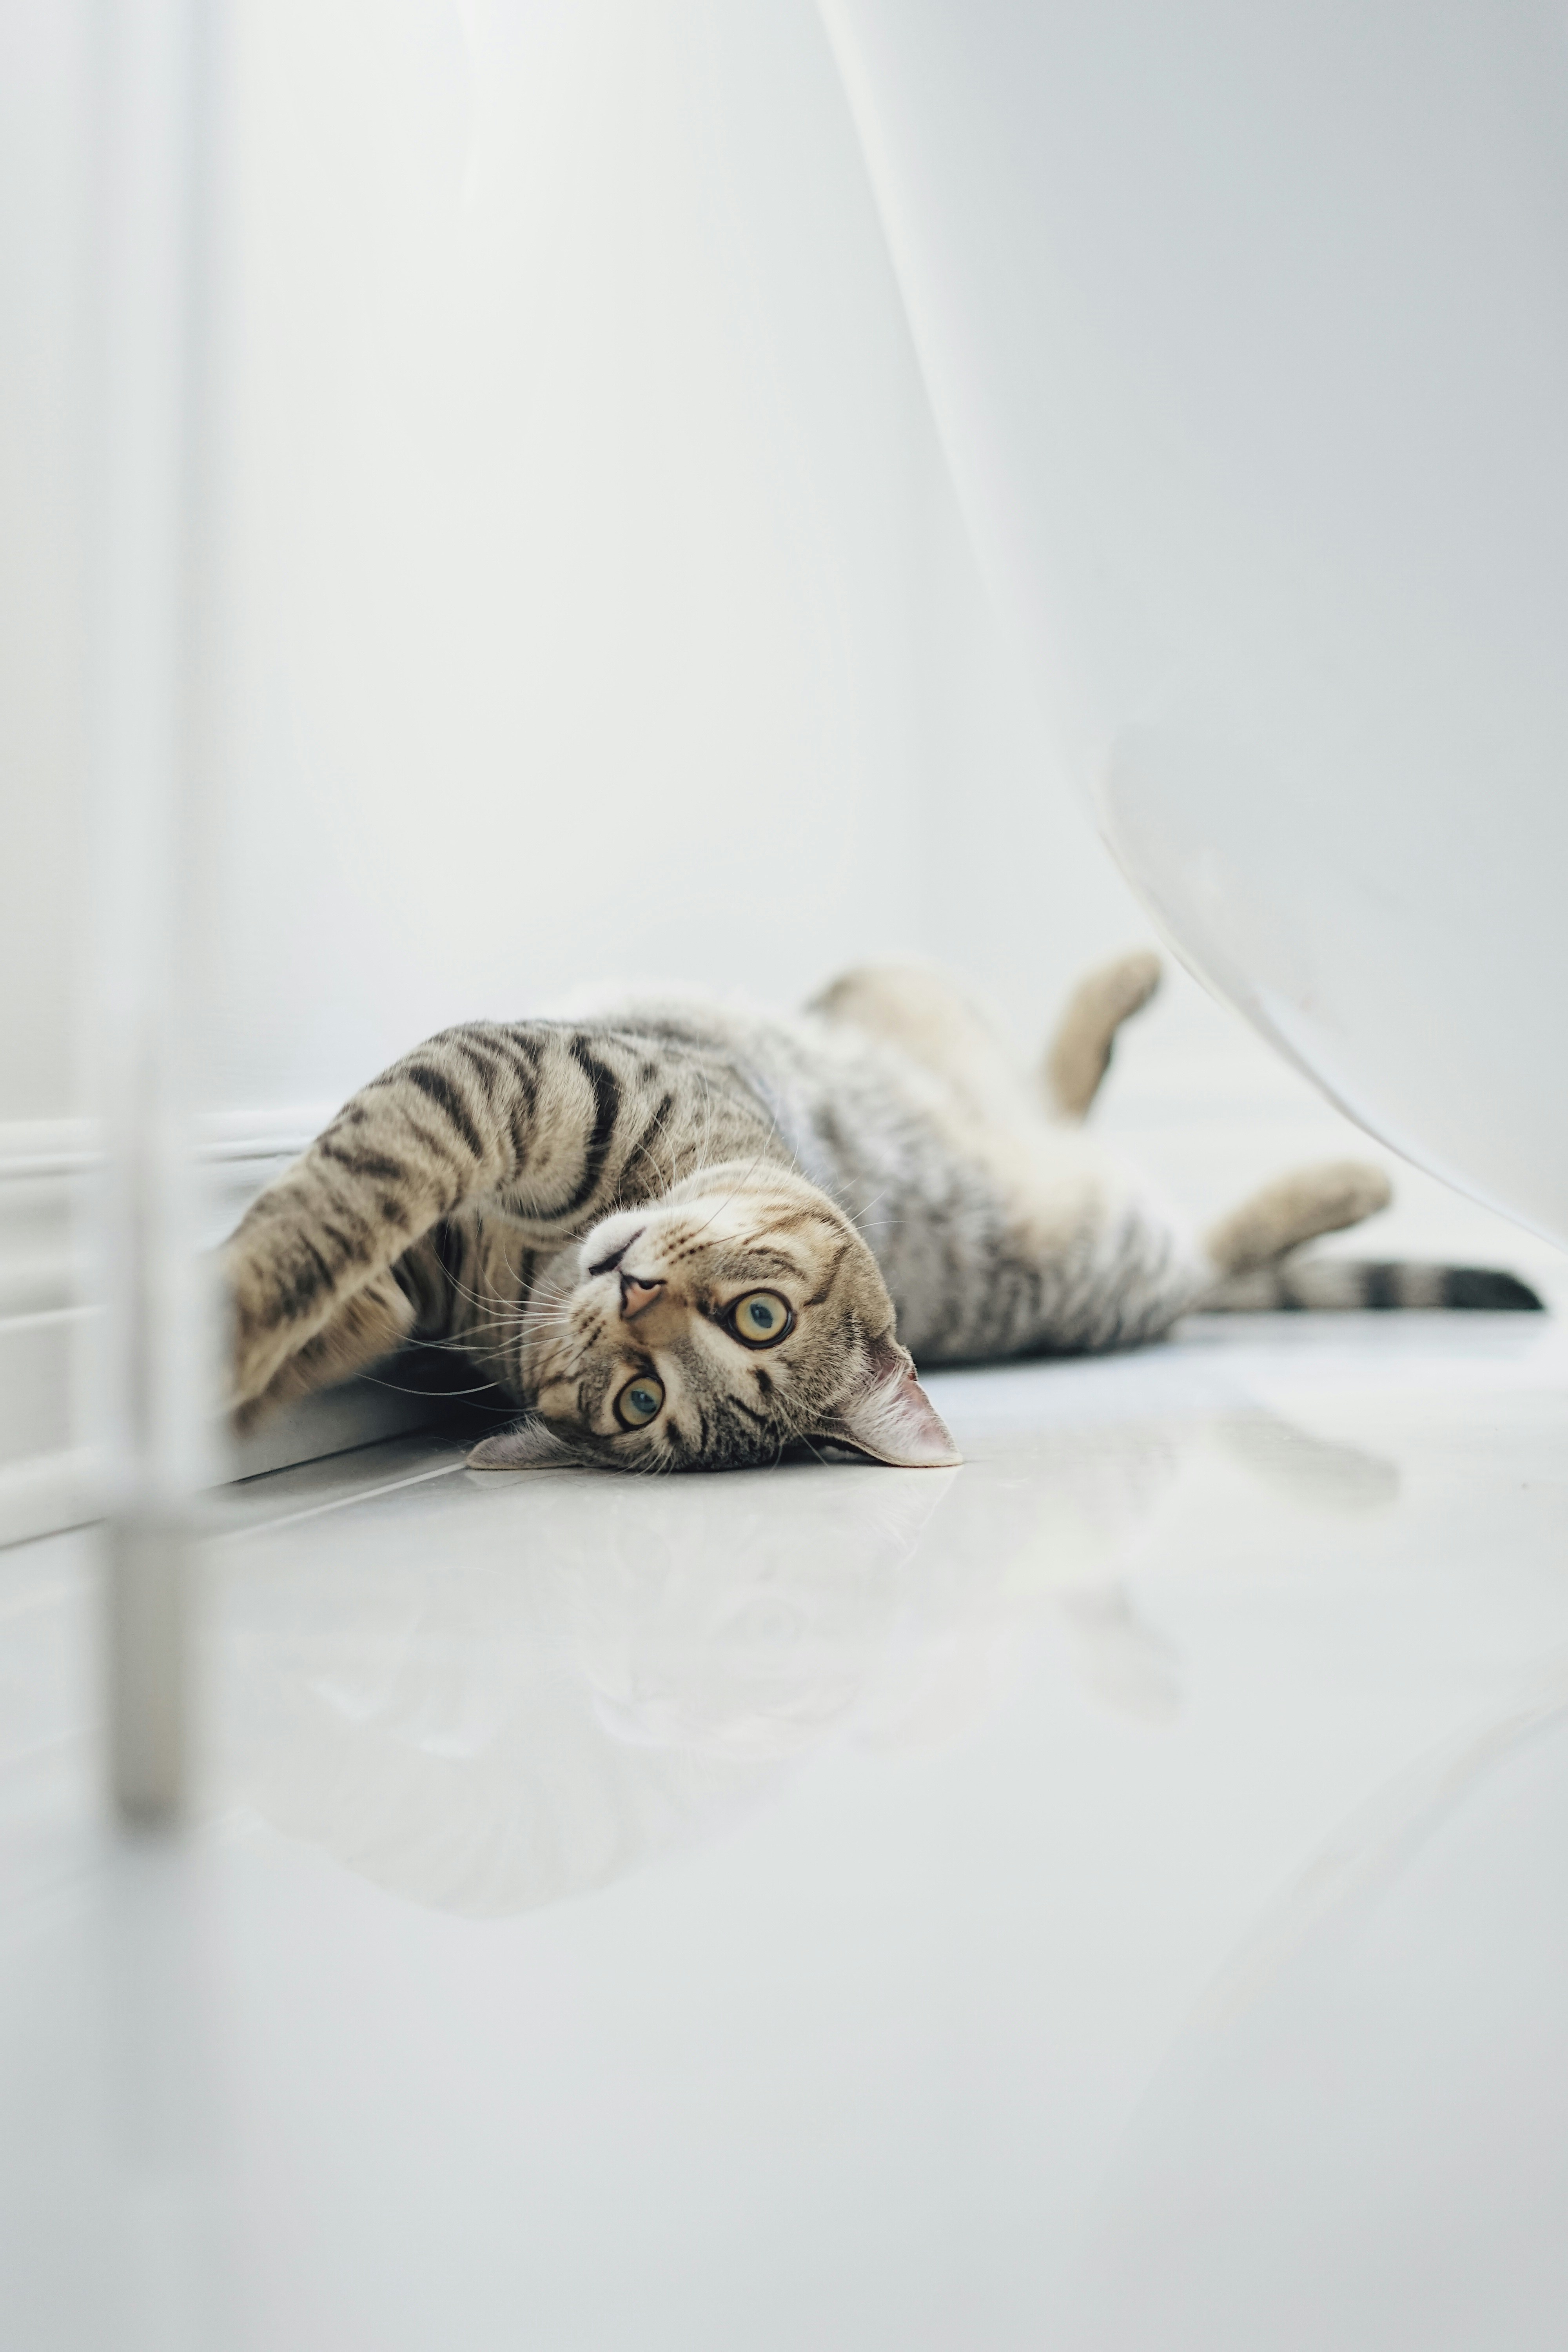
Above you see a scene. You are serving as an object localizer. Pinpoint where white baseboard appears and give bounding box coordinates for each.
[0,1109,444,1547]
[228,1372,448,1483]
[0,1451,97,1552]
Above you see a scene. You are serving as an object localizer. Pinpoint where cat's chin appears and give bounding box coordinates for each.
[573,1207,648,1279]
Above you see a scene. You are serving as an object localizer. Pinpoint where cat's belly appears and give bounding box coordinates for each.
[756,1014,1203,1361]
[866,1156,1203,1366]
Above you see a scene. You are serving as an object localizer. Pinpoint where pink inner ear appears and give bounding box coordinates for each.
[466,1417,573,1470]
[818,1345,963,1468]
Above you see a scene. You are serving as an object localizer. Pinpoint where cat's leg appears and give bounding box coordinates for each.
[222,1022,706,1417]
[1042,950,1161,1122]
[953,1153,1390,1363]
[1187,1152,1540,1312]
[809,963,1041,1131]
[1202,1161,1392,1278]
[231,1270,417,1436]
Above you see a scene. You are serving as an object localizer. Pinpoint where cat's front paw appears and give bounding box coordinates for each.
[223,1247,418,1432]
[223,1239,303,1412]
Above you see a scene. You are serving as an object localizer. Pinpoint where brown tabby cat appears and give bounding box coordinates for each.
[222,953,1540,1471]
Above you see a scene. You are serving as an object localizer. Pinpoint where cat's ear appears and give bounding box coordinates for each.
[466,1416,576,1471]
[817,1337,962,1468]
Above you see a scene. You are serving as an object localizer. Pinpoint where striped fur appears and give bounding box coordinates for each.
[1205,1260,1544,1312]
[221,955,1541,1472]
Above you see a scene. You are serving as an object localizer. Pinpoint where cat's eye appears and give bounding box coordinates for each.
[614,1372,665,1430]
[725,1290,793,1348]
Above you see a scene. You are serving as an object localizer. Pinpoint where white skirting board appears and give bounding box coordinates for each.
[0,1110,444,1550]
[0,1452,98,1551]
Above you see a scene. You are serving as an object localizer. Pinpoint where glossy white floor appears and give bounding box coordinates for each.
[5,1283,1568,2350]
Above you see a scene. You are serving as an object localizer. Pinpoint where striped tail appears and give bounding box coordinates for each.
[1202,1259,1544,1313]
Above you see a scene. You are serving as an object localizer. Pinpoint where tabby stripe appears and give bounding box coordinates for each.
[316,1218,374,1267]
[482,1036,543,1104]
[432,1220,465,1288]
[396,1063,485,1161]
[758,1208,815,1236]
[801,1240,849,1308]
[449,1037,507,1102]
[318,1138,409,1185]
[313,1174,383,1240]
[619,1092,676,1188]
[1364,1263,1397,1310]
[549,1038,622,1217]
[497,1028,545,1067]
[277,1234,335,1322]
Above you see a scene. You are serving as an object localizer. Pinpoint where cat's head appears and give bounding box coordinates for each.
[467,1161,960,1475]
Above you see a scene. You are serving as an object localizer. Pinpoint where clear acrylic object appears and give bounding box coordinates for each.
[822,0,1568,1246]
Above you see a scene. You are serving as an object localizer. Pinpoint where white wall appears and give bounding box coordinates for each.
[194,0,1175,1125]
[0,0,93,1543]
[0,0,89,1125]
[199,0,929,1112]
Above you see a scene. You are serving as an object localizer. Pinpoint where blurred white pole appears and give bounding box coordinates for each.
[90,0,216,1824]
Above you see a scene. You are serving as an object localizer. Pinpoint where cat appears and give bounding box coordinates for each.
[222,952,1541,1472]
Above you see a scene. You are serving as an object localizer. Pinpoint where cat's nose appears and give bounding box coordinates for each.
[619,1273,665,1321]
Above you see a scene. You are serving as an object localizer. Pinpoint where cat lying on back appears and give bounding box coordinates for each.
[223,953,1541,1471]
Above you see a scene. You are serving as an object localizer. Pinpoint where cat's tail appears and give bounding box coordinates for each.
[1196,1160,1544,1312]
[1202,1259,1544,1312]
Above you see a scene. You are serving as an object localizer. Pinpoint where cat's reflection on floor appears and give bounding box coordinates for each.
[209,1405,1397,1918]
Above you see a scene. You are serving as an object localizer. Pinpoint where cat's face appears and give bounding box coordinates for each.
[468,1162,959,1474]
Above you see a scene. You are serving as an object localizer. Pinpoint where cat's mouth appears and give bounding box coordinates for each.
[586,1227,644,1278]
